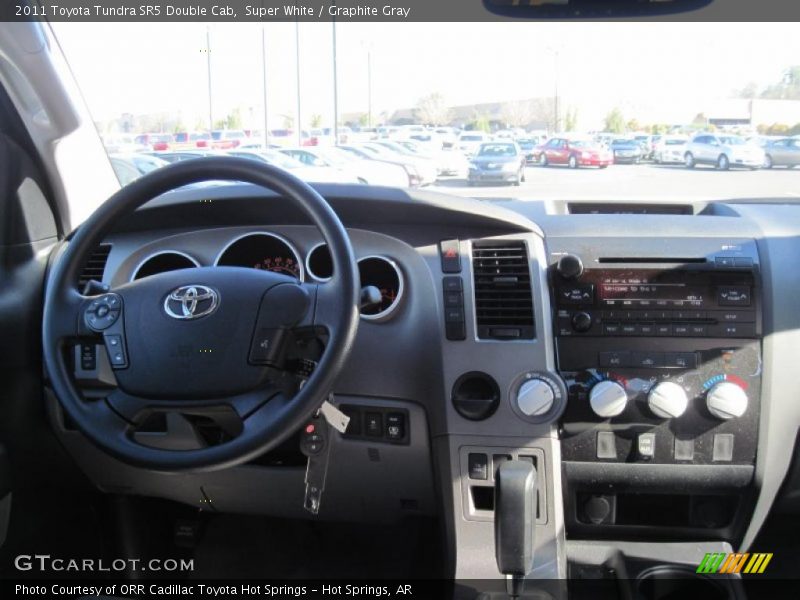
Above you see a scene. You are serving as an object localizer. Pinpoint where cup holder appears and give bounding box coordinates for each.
[635,565,730,600]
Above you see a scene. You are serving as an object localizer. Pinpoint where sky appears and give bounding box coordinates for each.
[51,22,800,131]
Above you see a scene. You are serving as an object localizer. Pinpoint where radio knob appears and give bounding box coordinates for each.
[517,378,556,417]
[571,312,593,332]
[557,254,584,280]
[590,380,628,418]
[706,382,748,420]
[648,381,689,419]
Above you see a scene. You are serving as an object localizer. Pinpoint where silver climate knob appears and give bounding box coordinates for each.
[706,382,748,420]
[648,381,689,419]
[590,380,627,418]
[517,378,555,417]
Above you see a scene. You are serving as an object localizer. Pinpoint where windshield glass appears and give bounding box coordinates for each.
[52,22,800,201]
[477,143,517,157]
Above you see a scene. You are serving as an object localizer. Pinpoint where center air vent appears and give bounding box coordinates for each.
[78,244,112,289]
[472,240,535,340]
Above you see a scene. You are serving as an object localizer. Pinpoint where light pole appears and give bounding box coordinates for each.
[261,26,269,148]
[361,41,374,128]
[552,49,560,134]
[295,20,302,146]
[206,26,213,131]
[332,10,339,146]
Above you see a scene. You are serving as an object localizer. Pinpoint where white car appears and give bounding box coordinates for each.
[684,134,765,170]
[278,146,410,187]
[653,135,689,165]
[354,142,438,186]
[226,149,360,184]
[397,140,468,176]
[457,132,491,157]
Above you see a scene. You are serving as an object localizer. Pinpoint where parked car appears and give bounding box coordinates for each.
[762,137,800,169]
[653,135,689,164]
[456,131,491,157]
[534,137,613,168]
[609,138,644,164]
[434,127,460,149]
[684,134,765,170]
[210,129,247,149]
[278,146,410,187]
[109,153,170,185]
[395,140,468,176]
[516,138,538,164]
[101,134,149,154]
[467,141,526,185]
[226,149,360,184]
[133,132,173,151]
[633,134,652,159]
[348,142,438,185]
[173,131,212,149]
[338,144,426,187]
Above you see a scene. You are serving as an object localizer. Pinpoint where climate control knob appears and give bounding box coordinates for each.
[648,381,689,419]
[590,380,627,418]
[706,382,748,420]
[517,378,556,417]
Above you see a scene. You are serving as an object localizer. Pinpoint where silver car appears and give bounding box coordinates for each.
[763,137,800,169]
[684,134,765,170]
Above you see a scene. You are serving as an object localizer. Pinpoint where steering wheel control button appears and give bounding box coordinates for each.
[596,431,617,460]
[637,433,656,459]
[468,453,488,480]
[103,334,128,368]
[439,239,462,273]
[443,277,466,340]
[249,327,288,367]
[84,293,122,331]
[712,434,735,462]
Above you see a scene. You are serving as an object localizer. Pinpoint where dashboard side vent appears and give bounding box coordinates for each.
[78,244,112,289]
[472,240,535,340]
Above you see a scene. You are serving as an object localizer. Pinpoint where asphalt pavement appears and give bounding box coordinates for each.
[430,162,800,202]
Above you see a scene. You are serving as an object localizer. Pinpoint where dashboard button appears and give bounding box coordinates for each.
[442,276,463,292]
[444,307,465,323]
[709,323,756,337]
[631,351,663,368]
[663,352,697,369]
[385,413,406,441]
[638,322,656,336]
[443,291,463,307]
[712,434,734,462]
[446,321,466,341]
[637,433,655,459]
[713,310,755,323]
[602,323,621,335]
[596,431,617,460]
[620,324,638,336]
[468,453,488,480]
[718,286,751,306]
[674,438,695,461]
[439,239,462,273]
[599,351,631,368]
[365,413,383,437]
[560,284,595,305]
[655,323,673,336]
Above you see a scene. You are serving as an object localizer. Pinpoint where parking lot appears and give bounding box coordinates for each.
[432,162,799,202]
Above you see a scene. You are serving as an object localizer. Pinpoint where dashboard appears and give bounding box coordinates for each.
[47,183,800,581]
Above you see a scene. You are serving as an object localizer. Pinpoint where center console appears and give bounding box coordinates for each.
[549,238,762,541]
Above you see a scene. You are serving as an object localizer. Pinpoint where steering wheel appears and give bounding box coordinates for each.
[42,157,360,472]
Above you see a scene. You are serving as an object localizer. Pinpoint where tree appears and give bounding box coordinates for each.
[469,113,491,133]
[760,66,800,100]
[604,108,625,133]
[737,82,759,99]
[281,114,294,129]
[501,100,533,128]
[564,107,578,132]
[789,123,800,136]
[414,93,451,126]
[692,113,709,127]
[225,108,243,130]
[626,118,641,132]
[310,113,323,128]
[357,113,369,127]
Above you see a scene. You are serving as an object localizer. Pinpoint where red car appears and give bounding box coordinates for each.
[133,133,173,151]
[533,137,613,169]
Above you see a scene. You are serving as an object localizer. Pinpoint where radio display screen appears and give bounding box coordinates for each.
[597,270,708,307]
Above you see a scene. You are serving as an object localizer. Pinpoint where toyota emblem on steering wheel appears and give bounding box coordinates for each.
[164,285,219,320]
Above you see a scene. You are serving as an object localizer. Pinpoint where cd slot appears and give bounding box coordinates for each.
[598,257,707,264]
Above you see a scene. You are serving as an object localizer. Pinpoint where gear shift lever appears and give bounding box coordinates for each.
[494,460,536,599]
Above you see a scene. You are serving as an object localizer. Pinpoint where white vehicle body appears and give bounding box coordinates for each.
[278,146,410,187]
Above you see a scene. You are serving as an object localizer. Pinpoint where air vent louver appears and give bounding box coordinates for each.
[472,240,535,339]
[77,244,112,289]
